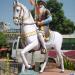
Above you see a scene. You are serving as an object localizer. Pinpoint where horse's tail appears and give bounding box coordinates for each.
[62,52,75,63]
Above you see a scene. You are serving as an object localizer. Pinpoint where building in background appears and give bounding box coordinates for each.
[62,34,75,50]
[0,22,9,32]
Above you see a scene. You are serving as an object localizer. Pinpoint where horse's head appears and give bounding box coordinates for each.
[13,0,26,25]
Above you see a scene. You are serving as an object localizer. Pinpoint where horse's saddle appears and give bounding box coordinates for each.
[40,26,50,42]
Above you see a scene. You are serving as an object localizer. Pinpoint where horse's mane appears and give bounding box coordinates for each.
[17,2,33,20]
[17,2,29,12]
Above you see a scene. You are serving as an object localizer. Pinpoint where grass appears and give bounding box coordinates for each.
[64,59,75,70]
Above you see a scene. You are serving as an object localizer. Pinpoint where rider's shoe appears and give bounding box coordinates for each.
[60,70,64,73]
[41,48,47,54]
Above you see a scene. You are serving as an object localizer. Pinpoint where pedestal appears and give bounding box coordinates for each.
[19,70,39,75]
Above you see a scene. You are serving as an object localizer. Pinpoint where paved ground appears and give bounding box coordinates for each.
[39,62,75,75]
[39,68,75,75]
[0,50,75,75]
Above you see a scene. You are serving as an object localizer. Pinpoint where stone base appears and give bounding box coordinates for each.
[19,70,39,75]
[35,62,41,72]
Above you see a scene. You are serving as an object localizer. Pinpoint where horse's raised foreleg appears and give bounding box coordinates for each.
[20,40,38,71]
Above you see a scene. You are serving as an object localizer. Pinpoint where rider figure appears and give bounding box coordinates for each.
[29,0,52,53]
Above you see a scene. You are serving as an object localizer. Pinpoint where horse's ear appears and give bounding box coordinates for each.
[13,1,16,5]
[13,0,18,5]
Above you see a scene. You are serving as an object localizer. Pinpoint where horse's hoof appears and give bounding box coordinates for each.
[28,67,32,70]
[28,65,35,70]
[60,70,64,73]
[39,71,43,73]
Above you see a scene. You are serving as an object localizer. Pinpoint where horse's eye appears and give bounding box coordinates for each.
[16,9,19,12]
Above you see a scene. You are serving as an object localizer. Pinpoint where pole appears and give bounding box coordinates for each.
[35,0,37,20]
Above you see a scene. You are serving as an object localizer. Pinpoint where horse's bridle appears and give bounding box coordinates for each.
[13,4,25,23]
[13,4,36,25]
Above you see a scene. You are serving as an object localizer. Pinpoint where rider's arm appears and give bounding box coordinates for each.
[37,9,52,26]
[42,9,52,25]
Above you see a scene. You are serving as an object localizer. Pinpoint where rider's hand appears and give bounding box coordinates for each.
[37,21,44,26]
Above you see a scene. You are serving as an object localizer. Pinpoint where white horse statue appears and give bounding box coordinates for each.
[13,0,64,73]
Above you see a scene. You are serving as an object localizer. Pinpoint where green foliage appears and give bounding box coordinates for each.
[0,32,7,47]
[46,0,75,34]
[62,18,75,34]
[64,59,75,70]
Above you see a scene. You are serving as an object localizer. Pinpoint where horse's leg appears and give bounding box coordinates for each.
[38,32,48,72]
[21,64,25,72]
[55,43,64,72]
[40,52,48,73]
[57,50,64,72]
[20,40,38,70]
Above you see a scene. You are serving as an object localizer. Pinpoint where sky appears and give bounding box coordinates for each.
[0,0,75,29]
[61,0,75,23]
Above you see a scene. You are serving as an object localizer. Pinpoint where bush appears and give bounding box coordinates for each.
[64,59,75,70]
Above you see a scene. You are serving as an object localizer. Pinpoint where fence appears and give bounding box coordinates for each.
[62,38,75,50]
[0,53,22,75]
[0,52,41,75]
[0,59,22,75]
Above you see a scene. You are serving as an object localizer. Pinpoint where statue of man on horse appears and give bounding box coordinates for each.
[13,0,64,73]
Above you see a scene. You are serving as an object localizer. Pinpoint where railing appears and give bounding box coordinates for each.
[0,59,22,75]
[0,54,22,75]
[0,51,45,75]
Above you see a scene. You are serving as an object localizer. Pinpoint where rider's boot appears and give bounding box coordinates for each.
[38,32,47,54]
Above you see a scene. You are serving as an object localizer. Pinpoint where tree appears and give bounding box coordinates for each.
[0,32,7,48]
[46,0,75,34]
